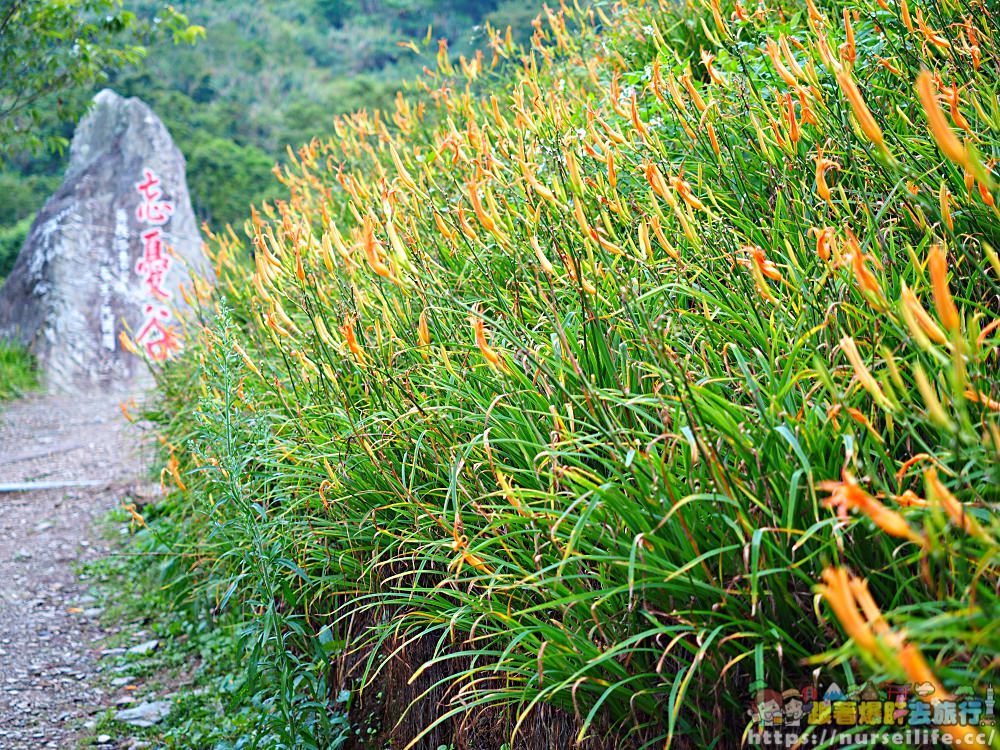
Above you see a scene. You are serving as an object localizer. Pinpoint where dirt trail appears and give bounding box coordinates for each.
[0,393,150,749]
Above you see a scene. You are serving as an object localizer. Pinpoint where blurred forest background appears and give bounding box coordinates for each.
[0,0,539,278]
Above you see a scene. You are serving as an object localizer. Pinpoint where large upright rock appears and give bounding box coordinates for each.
[0,89,208,393]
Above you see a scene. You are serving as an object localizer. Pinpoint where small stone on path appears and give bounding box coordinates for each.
[127,639,159,656]
[114,700,171,727]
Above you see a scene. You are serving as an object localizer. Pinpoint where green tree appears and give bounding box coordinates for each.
[0,0,203,157]
[314,0,357,27]
[186,137,280,228]
[0,215,30,278]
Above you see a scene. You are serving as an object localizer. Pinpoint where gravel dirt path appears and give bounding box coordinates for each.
[0,393,152,749]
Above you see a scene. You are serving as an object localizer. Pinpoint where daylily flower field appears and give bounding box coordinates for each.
[145,0,1000,746]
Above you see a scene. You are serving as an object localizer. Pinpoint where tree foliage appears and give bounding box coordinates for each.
[0,0,202,157]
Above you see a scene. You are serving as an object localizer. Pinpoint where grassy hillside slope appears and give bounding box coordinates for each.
[144,0,999,747]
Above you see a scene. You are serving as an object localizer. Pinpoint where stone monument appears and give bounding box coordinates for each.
[0,89,209,393]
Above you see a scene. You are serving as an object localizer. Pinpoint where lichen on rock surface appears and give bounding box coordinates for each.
[0,89,209,394]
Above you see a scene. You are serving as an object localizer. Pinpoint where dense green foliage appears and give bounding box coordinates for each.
[139,0,1000,747]
[0,0,539,280]
[0,340,36,400]
[0,216,30,280]
[0,0,200,156]
[81,505,352,749]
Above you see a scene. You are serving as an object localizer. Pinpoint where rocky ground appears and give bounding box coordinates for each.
[0,393,156,749]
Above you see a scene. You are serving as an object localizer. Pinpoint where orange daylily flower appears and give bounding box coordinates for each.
[765,38,797,86]
[839,336,893,411]
[805,0,824,25]
[814,148,840,204]
[340,317,365,364]
[976,318,1000,349]
[898,645,948,698]
[927,244,960,332]
[900,0,914,31]
[700,49,725,86]
[669,174,705,211]
[839,9,856,64]
[826,404,884,442]
[573,199,592,237]
[119,399,137,423]
[644,161,671,201]
[433,211,456,243]
[877,57,902,76]
[819,471,922,543]
[808,226,835,261]
[706,0,727,35]
[836,71,885,148]
[894,490,929,508]
[784,92,800,144]
[495,470,529,517]
[939,183,954,231]
[795,86,818,126]
[900,283,948,346]
[456,203,479,242]
[166,453,187,492]
[650,216,680,260]
[629,94,650,139]
[122,502,146,528]
[472,315,504,368]
[895,452,937,487]
[705,122,721,158]
[561,252,597,294]
[737,245,780,304]
[780,37,807,80]
[738,245,782,280]
[816,32,842,74]
[264,311,290,338]
[942,81,973,134]
[680,72,707,113]
[924,468,989,540]
[965,388,1000,412]
[449,530,494,575]
[467,177,497,234]
[816,567,879,653]
[362,214,393,280]
[851,246,885,305]
[650,58,666,103]
[978,179,995,209]
[417,310,431,349]
[914,6,949,48]
[530,235,555,275]
[819,567,988,750]
[917,71,969,169]
[234,342,263,378]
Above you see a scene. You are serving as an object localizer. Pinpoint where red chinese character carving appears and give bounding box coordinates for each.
[135,168,174,225]
[136,199,174,225]
[135,304,181,361]
[135,228,172,300]
[135,169,162,201]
